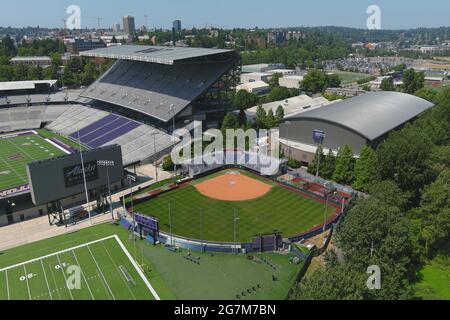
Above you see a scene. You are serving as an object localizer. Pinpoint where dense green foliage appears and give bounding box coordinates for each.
[294,88,450,300]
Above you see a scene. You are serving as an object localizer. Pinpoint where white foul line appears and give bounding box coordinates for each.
[113,235,161,300]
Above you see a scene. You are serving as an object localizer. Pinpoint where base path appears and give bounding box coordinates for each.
[195,172,272,201]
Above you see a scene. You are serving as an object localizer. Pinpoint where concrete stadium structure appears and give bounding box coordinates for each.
[279,92,434,164]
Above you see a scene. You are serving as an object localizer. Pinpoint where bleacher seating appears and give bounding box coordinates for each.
[0,105,70,133]
[81,58,235,122]
[46,105,177,166]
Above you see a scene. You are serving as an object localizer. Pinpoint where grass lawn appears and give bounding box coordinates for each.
[332,71,372,84]
[415,257,450,300]
[0,132,66,191]
[141,244,300,300]
[0,223,301,300]
[134,170,334,243]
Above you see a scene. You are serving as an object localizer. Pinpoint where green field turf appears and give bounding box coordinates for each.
[134,170,334,242]
[0,132,66,191]
[0,223,302,300]
[332,71,371,84]
[0,234,157,300]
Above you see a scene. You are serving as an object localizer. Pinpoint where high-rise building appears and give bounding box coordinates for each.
[112,23,121,32]
[173,20,182,32]
[123,16,136,34]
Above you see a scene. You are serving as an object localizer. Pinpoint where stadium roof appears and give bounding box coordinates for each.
[80,45,234,65]
[285,92,434,141]
[0,90,83,106]
[0,80,57,91]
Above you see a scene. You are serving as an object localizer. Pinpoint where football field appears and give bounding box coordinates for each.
[0,235,158,300]
[0,132,66,191]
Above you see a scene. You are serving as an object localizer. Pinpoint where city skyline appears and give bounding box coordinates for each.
[1,0,450,30]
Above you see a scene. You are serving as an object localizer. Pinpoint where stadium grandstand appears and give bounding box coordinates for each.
[0,44,241,226]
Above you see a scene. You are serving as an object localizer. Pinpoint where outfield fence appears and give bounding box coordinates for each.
[118,164,355,253]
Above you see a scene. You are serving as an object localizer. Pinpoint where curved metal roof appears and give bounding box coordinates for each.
[285,92,434,140]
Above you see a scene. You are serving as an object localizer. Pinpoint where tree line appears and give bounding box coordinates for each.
[293,88,450,300]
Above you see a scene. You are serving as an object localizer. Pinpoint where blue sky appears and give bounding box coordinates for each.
[1,0,449,30]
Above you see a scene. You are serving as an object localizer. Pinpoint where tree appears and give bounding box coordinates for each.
[307,145,326,176]
[265,86,291,102]
[265,109,277,128]
[233,90,258,110]
[332,145,355,185]
[267,72,282,87]
[335,197,416,300]
[238,109,247,127]
[321,149,336,180]
[380,77,395,91]
[221,112,239,131]
[255,105,267,129]
[275,105,285,123]
[162,155,175,171]
[414,87,438,103]
[402,69,425,94]
[301,69,328,93]
[376,125,436,206]
[287,158,301,169]
[353,146,378,192]
[414,169,450,257]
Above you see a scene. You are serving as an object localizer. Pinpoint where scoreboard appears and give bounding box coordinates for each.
[134,213,159,233]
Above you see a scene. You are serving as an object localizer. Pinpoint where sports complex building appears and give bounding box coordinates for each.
[279,92,434,164]
[0,45,241,226]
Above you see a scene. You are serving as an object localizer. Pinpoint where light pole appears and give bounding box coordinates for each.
[169,203,173,247]
[97,160,115,221]
[127,174,137,238]
[77,133,92,225]
[316,133,326,178]
[200,208,204,252]
[170,104,176,181]
[233,209,240,254]
[285,121,291,161]
[151,131,159,182]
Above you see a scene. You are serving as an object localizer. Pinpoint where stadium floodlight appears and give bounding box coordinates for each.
[233,209,240,254]
[97,160,116,221]
[127,174,137,239]
[77,132,92,226]
[285,121,292,160]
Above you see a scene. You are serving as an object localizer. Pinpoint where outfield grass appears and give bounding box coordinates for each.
[0,223,301,300]
[0,133,66,191]
[134,170,334,242]
[415,257,450,300]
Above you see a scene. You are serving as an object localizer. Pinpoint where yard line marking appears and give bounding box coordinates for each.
[100,240,136,300]
[0,235,117,272]
[5,270,10,300]
[87,245,115,300]
[40,260,52,301]
[7,137,40,161]
[113,235,161,300]
[44,138,71,155]
[23,265,32,300]
[0,156,27,183]
[71,250,95,300]
[48,261,61,300]
[56,254,74,301]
